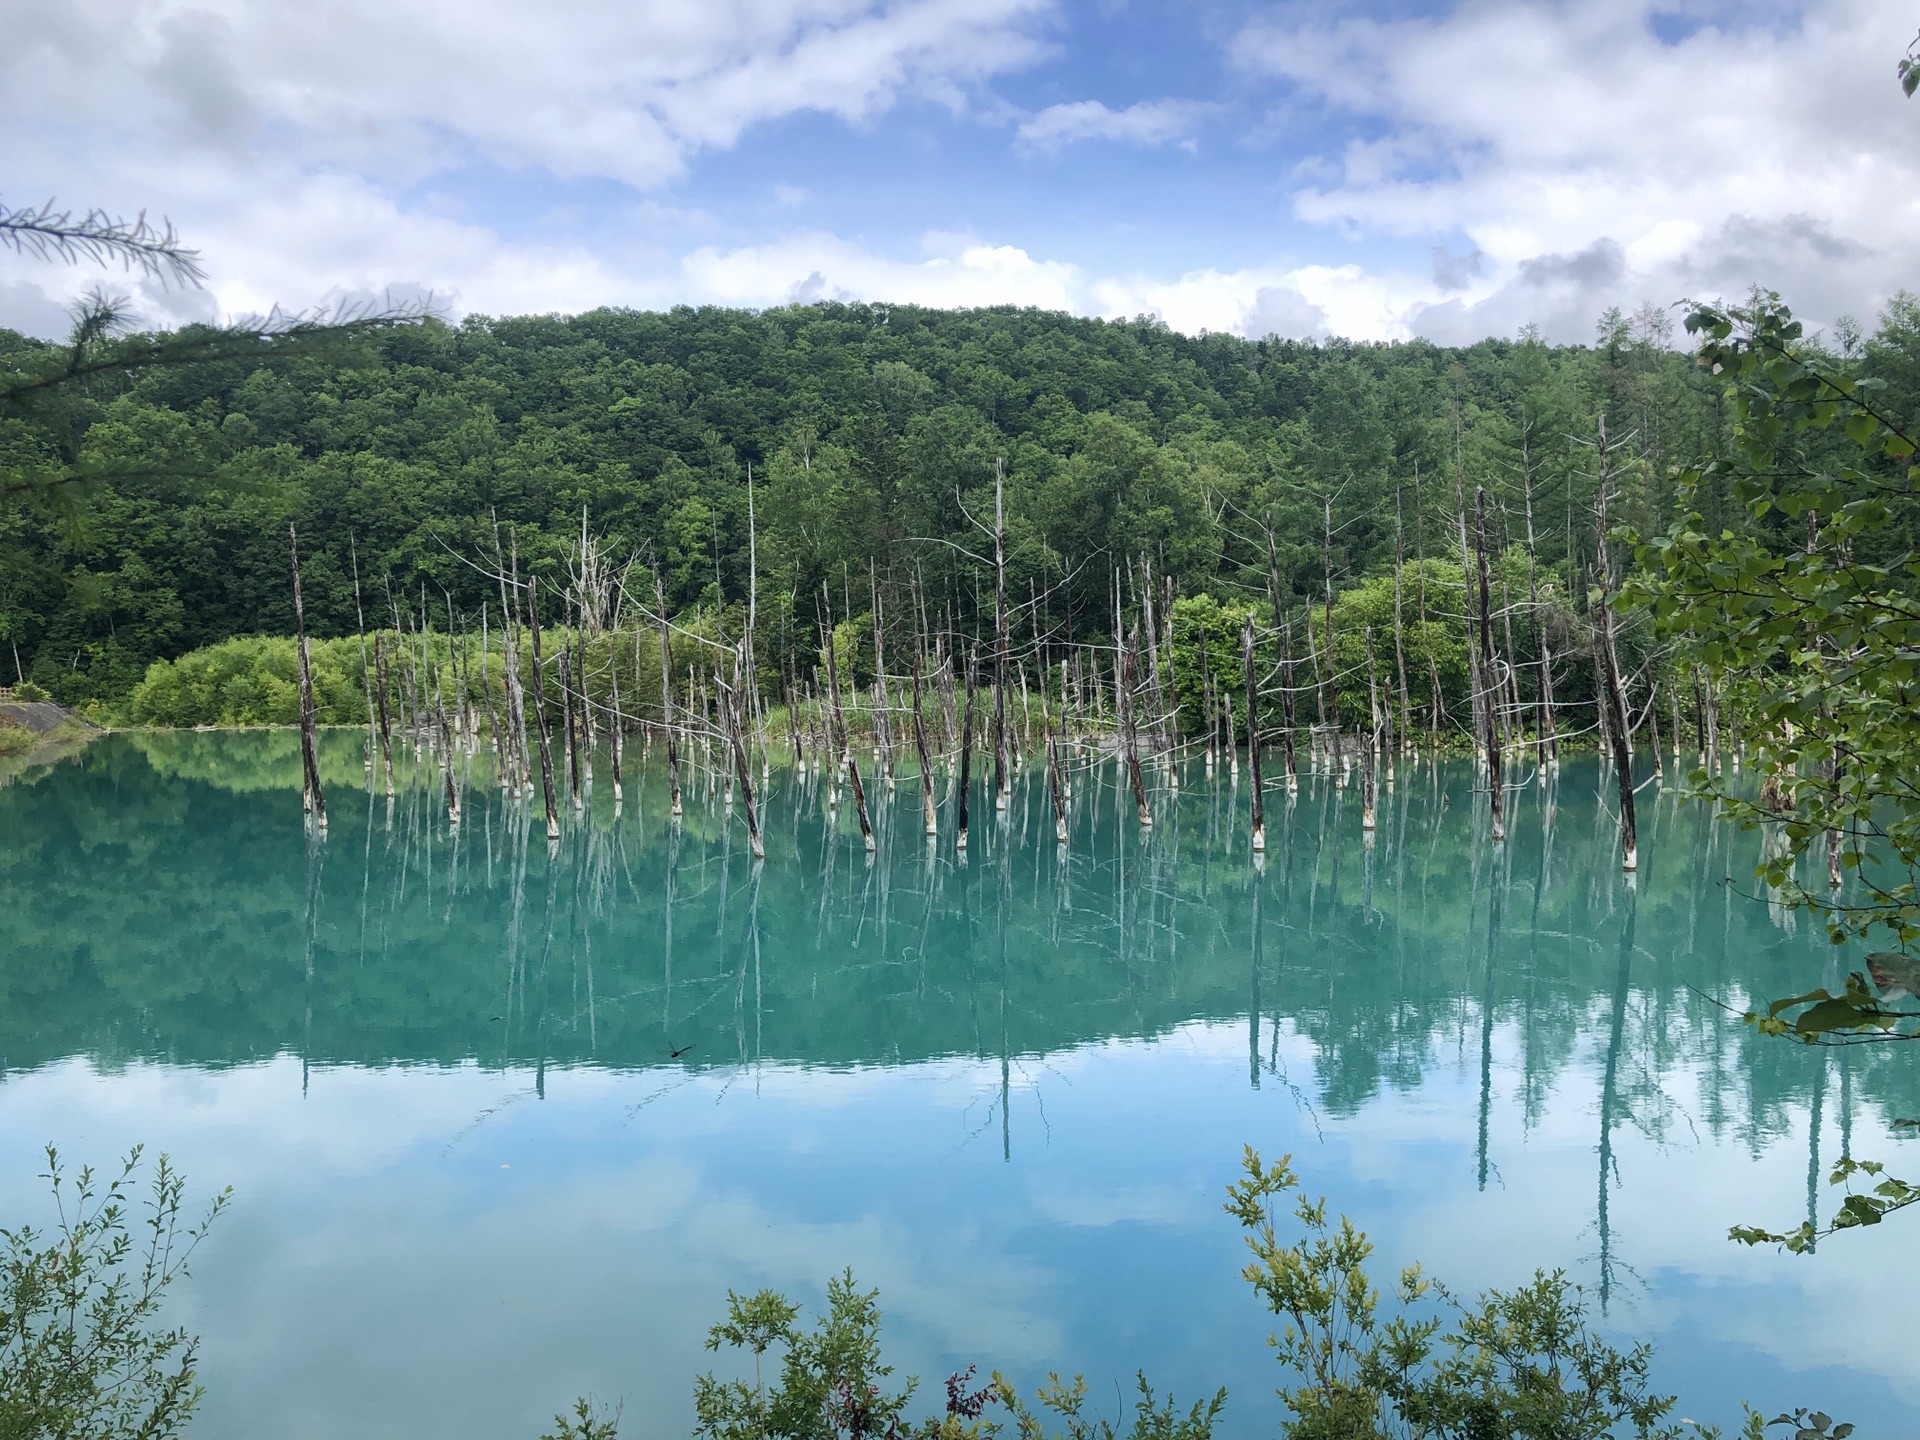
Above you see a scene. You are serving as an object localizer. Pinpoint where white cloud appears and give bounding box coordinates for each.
[1015,97,1210,151]
[2,0,1055,189]
[0,197,1416,346]
[1236,0,1920,339]
[0,0,1058,332]
[6,0,1912,347]
[681,231,1081,310]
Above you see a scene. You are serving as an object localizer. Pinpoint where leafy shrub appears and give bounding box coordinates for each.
[541,1397,622,1440]
[10,680,50,702]
[0,1146,229,1440]
[689,1272,1218,1440]
[128,635,357,727]
[639,1150,1782,1440]
[1223,1147,1758,1440]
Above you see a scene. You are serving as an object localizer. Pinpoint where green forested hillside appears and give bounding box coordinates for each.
[5,297,1918,711]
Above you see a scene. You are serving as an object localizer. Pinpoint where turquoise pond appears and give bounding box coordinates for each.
[1,732,1915,1438]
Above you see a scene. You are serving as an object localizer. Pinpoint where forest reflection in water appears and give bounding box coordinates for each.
[0,732,1915,1440]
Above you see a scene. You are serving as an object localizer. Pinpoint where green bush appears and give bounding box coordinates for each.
[122,624,684,730]
[10,680,50,702]
[0,1146,229,1440]
[691,1273,1218,1440]
[128,635,368,727]
[631,1150,1780,1440]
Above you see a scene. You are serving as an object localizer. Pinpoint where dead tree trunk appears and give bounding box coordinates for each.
[1668,676,1682,764]
[1459,505,1486,758]
[526,575,561,841]
[957,646,977,851]
[992,462,1011,810]
[493,529,530,795]
[1362,625,1379,831]
[1140,556,1172,764]
[722,649,764,860]
[606,618,625,803]
[1245,613,1265,852]
[1047,658,1069,844]
[1497,510,1523,759]
[1393,489,1412,754]
[911,649,938,836]
[656,572,682,819]
[871,563,893,778]
[290,524,326,831]
[746,464,765,771]
[1474,489,1505,843]
[1321,494,1338,763]
[560,643,582,811]
[1119,626,1152,827]
[372,633,396,796]
[351,538,377,785]
[1304,608,1327,768]
[479,604,507,787]
[434,659,460,825]
[1522,459,1558,765]
[823,586,876,853]
[1593,420,1638,872]
[1264,519,1299,792]
[1278,615,1300,793]
[1415,468,1446,743]
[1195,608,1214,769]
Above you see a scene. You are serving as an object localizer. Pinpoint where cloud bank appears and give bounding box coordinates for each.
[1237,0,1919,341]
[1015,98,1210,151]
[1,0,1913,345]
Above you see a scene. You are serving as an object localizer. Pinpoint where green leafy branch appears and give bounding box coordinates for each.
[1730,1154,1920,1253]
[1625,295,1920,964]
[0,1144,230,1440]
[1745,964,1920,1044]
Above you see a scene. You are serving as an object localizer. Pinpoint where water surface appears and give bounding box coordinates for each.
[2,734,1914,1438]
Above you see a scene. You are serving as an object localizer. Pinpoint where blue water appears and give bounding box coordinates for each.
[0,733,1912,1439]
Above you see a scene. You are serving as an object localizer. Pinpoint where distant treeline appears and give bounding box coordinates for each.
[7,296,1920,713]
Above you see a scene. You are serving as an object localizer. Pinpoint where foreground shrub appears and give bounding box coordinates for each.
[563,1150,1780,1440]
[0,1146,229,1440]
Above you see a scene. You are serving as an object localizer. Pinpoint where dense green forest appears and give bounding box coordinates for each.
[5,295,1920,720]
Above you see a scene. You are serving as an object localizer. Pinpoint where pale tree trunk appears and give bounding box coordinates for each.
[290,524,326,831]
[1593,419,1638,872]
[1244,612,1264,853]
[1474,489,1505,843]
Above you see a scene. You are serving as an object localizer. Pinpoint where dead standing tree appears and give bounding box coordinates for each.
[1244,613,1265,853]
[992,461,1012,812]
[524,568,562,842]
[720,646,765,860]
[655,570,683,819]
[1115,593,1152,828]
[1592,420,1639,872]
[289,524,326,832]
[911,647,938,837]
[1474,488,1506,843]
[822,583,876,852]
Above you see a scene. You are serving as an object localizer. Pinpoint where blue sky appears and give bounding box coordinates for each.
[3,0,1915,342]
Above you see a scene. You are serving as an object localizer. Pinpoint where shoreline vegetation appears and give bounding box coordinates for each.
[4,1145,1784,1440]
